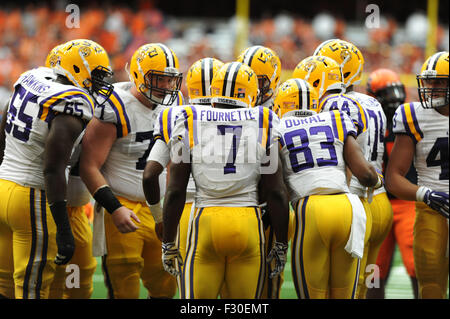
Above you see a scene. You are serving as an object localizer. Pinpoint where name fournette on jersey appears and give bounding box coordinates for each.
[198,108,256,122]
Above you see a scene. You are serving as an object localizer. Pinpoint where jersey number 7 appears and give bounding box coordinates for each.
[217,124,242,174]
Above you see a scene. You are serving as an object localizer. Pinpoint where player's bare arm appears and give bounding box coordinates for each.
[143,158,165,240]
[44,113,84,265]
[44,114,84,203]
[80,117,140,233]
[162,160,191,243]
[161,159,190,277]
[344,134,379,187]
[385,134,418,201]
[260,155,290,279]
[143,160,164,205]
[260,157,289,245]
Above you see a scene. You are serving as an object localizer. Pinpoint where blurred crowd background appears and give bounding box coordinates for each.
[0,0,448,112]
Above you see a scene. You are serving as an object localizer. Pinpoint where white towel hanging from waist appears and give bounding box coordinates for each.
[344,193,367,259]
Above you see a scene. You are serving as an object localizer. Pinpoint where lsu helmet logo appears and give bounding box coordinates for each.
[244,69,254,81]
[302,60,317,73]
[340,49,352,62]
[49,55,60,67]
[79,46,91,57]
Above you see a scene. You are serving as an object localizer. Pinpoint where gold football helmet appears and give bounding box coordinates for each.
[45,44,64,68]
[129,43,182,106]
[237,45,281,105]
[210,61,258,108]
[292,55,344,98]
[417,51,449,109]
[55,39,113,106]
[186,57,224,105]
[273,78,319,118]
[313,39,365,88]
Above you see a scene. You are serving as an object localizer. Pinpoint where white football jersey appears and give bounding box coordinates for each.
[95,81,168,202]
[320,93,371,197]
[152,105,198,203]
[170,105,279,207]
[0,67,94,189]
[279,110,357,203]
[347,91,387,195]
[393,102,449,192]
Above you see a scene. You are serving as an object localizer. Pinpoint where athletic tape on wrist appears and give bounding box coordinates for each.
[147,201,163,223]
[416,186,431,202]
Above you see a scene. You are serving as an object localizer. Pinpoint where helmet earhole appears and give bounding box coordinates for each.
[313,80,320,87]
[73,65,80,73]
[344,72,351,78]
[134,72,138,79]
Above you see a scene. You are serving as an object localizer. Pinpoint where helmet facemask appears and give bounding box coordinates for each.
[256,74,271,105]
[142,69,183,106]
[89,66,114,107]
[417,74,449,109]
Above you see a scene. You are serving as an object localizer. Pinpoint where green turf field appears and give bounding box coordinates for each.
[91,245,448,299]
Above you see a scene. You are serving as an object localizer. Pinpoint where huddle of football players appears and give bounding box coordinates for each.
[0,36,447,300]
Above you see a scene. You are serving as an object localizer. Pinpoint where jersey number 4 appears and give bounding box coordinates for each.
[426,137,449,180]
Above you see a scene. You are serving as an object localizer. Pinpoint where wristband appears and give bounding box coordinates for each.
[93,185,122,214]
[147,201,163,224]
[49,200,71,232]
[416,186,431,202]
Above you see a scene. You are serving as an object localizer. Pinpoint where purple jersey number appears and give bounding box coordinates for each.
[217,124,243,174]
[284,125,338,173]
[5,84,36,142]
[367,109,385,161]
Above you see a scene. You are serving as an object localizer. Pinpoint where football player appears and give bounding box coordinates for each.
[161,62,290,299]
[236,45,295,299]
[142,57,223,295]
[0,39,113,299]
[365,68,418,299]
[275,78,382,298]
[42,44,97,300]
[385,52,449,299]
[236,45,282,109]
[79,43,183,299]
[312,40,394,298]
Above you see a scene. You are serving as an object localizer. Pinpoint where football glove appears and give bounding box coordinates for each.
[54,230,75,265]
[49,201,75,265]
[267,241,289,279]
[416,186,449,219]
[162,241,183,276]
